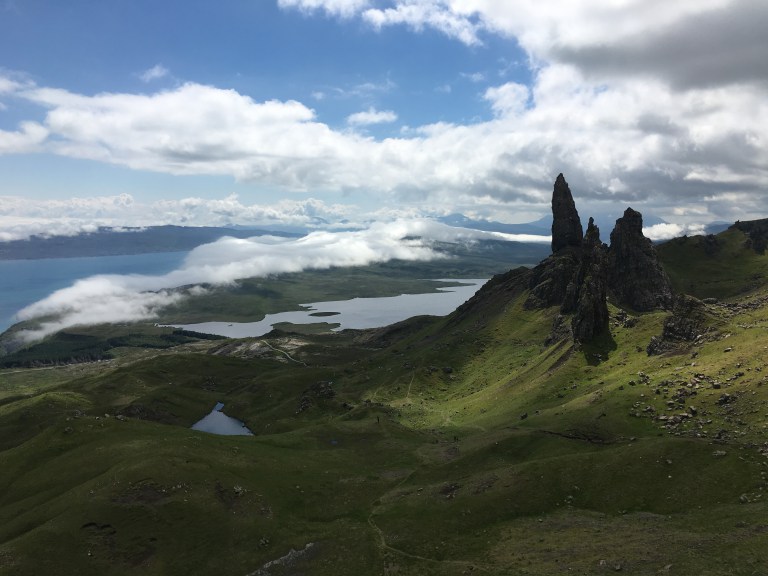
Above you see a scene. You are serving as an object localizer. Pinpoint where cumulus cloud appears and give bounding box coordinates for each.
[0,121,48,154]
[1,65,766,224]
[347,107,397,126]
[643,222,707,241]
[362,1,483,46]
[139,64,169,83]
[2,0,768,224]
[13,219,540,341]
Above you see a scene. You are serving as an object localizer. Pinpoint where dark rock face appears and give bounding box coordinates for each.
[524,251,580,310]
[607,208,673,311]
[569,218,610,342]
[526,175,674,343]
[551,173,583,253]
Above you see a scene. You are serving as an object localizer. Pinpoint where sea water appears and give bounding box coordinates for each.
[0,252,188,333]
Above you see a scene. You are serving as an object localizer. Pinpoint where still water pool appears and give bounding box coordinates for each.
[191,402,253,436]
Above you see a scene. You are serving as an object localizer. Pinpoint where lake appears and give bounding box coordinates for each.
[0,252,487,339]
[171,279,487,338]
[0,252,189,333]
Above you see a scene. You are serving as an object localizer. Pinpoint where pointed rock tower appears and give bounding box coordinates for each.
[525,174,584,309]
[551,173,584,253]
[607,208,673,311]
[526,174,672,342]
[570,218,610,342]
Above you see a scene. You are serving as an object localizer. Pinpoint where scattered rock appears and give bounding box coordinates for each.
[296,381,336,414]
[647,295,713,355]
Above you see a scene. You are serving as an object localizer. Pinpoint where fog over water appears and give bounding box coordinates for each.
[6,221,544,343]
[0,251,188,333]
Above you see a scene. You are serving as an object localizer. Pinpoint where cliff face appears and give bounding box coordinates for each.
[526,175,673,343]
[607,208,674,311]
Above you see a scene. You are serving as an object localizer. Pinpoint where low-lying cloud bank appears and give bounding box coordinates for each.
[14,220,546,342]
[0,194,354,241]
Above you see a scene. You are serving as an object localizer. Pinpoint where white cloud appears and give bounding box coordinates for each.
[484,82,529,117]
[347,107,398,126]
[643,222,707,241]
[2,68,766,224]
[12,218,552,342]
[4,0,768,223]
[15,220,510,341]
[461,72,485,83]
[0,193,355,240]
[139,64,169,83]
[277,0,369,18]
[363,1,482,45]
[0,121,48,154]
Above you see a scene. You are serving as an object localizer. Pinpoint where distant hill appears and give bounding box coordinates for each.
[438,213,551,235]
[0,225,299,260]
[657,219,768,299]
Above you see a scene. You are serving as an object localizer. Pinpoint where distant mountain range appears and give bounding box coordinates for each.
[0,216,734,261]
[0,225,299,260]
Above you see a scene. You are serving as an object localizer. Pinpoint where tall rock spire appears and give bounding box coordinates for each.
[551,173,583,253]
[607,208,674,311]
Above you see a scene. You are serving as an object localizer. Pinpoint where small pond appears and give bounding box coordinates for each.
[191,402,253,436]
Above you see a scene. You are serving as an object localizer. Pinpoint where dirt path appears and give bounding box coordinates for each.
[262,340,308,366]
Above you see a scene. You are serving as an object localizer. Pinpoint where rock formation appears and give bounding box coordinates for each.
[569,218,610,342]
[525,251,581,310]
[526,175,673,343]
[550,173,583,253]
[607,208,673,311]
[525,174,584,310]
[647,294,712,355]
[733,218,768,254]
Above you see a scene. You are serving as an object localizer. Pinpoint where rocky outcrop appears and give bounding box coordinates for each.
[607,208,673,311]
[525,175,585,310]
[733,218,768,254]
[525,251,580,310]
[526,176,673,343]
[551,173,583,253]
[569,218,610,342]
[647,294,712,355]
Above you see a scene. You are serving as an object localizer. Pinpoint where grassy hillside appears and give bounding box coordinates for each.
[2,239,768,575]
[657,226,768,300]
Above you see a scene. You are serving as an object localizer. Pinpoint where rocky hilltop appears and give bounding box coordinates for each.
[526,173,673,342]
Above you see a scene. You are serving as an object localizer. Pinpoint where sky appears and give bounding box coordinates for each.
[1,0,766,243]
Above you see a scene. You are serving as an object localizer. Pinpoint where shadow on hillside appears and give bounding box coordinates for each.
[580,330,618,366]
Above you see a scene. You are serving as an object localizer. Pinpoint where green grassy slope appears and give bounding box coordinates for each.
[657,227,768,300]
[2,240,768,575]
